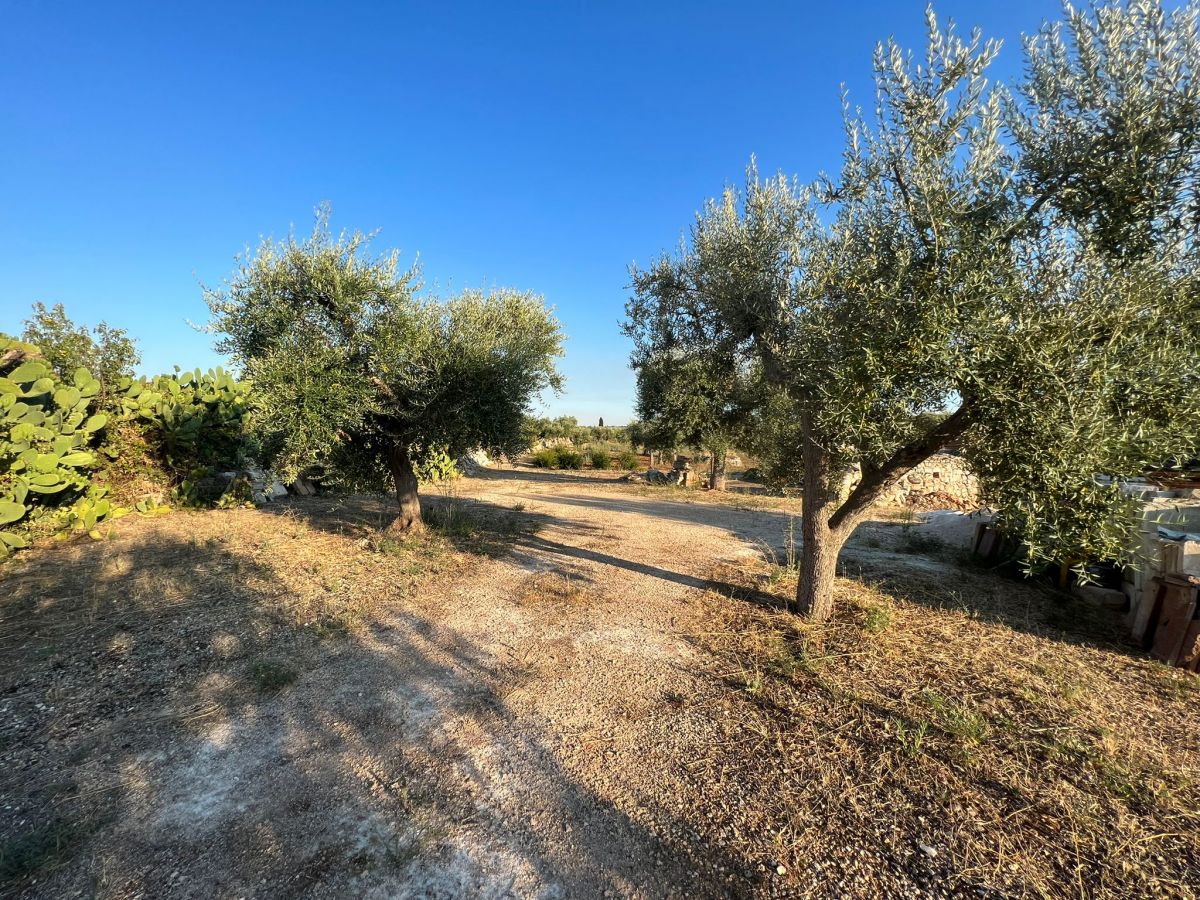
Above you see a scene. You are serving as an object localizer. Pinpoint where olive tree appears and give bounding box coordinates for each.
[629,1,1200,620]
[206,214,563,530]
[625,317,758,489]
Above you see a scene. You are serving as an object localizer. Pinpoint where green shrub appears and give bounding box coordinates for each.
[531,447,560,468]
[557,448,583,469]
[0,338,125,554]
[0,336,252,557]
[618,450,640,470]
[588,448,612,470]
[415,447,459,483]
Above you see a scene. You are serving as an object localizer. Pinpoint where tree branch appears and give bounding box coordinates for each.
[828,402,974,534]
[892,159,936,255]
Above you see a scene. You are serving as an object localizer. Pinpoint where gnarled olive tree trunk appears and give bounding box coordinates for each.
[794,405,973,620]
[385,444,423,531]
[794,422,858,619]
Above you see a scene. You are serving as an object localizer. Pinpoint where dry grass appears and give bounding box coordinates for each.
[516,570,587,606]
[0,493,536,891]
[696,556,1200,898]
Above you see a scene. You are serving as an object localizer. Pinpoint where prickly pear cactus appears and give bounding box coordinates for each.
[118,367,248,471]
[0,337,126,553]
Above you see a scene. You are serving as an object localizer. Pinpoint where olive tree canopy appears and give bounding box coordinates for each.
[629,1,1200,620]
[206,213,564,529]
[624,312,760,489]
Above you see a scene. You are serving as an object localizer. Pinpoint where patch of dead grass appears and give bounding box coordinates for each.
[515,570,587,606]
[0,493,533,891]
[697,556,1200,897]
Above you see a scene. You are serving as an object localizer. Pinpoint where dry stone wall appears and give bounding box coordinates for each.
[846,453,981,511]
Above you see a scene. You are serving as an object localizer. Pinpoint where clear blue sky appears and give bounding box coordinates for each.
[1,0,1059,424]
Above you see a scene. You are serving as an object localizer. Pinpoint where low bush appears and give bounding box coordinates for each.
[531,447,560,468]
[557,448,583,469]
[1,335,251,557]
[588,448,611,470]
[618,450,639,470]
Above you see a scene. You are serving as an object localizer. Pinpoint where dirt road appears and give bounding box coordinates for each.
[2,469,814,898]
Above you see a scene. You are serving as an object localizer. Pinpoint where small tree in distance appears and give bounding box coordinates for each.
[22,302,140,405]
[624,331,756,490]
[206,211,564,531]
[628,1,1200,620]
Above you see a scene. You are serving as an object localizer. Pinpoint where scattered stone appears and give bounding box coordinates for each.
[230,465,290,504]
[289,476,317,496]
[1070,584,1127,611]
[645,468,685,486]
[457,449,492,475]
[919,844,938,858]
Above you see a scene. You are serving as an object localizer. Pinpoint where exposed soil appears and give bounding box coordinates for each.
[1,467,1197,898]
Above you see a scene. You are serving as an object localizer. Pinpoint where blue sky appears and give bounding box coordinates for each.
[1,0,1059,424]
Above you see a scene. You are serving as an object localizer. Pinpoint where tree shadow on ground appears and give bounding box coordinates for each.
[492,485,1143,658]
[285,485,1143,658]
[512,532,785,611]
[838,544,1137,654]
[477,466,624,487]
[0,505,759,898]
[500,490,800,544]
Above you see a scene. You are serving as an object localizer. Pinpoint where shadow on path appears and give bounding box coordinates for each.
[514,533,786,611]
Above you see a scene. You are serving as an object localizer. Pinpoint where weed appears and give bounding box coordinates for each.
[250,658,298,692]
[766,565,797,588]
[894,717,929,757]
[617,450,640,470]
[1151,663,1200,700]
[921,689,988,743]
[862,603,892,634]
[531,447,560,468]
[757,631,826,679]
[371,534,413,556]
